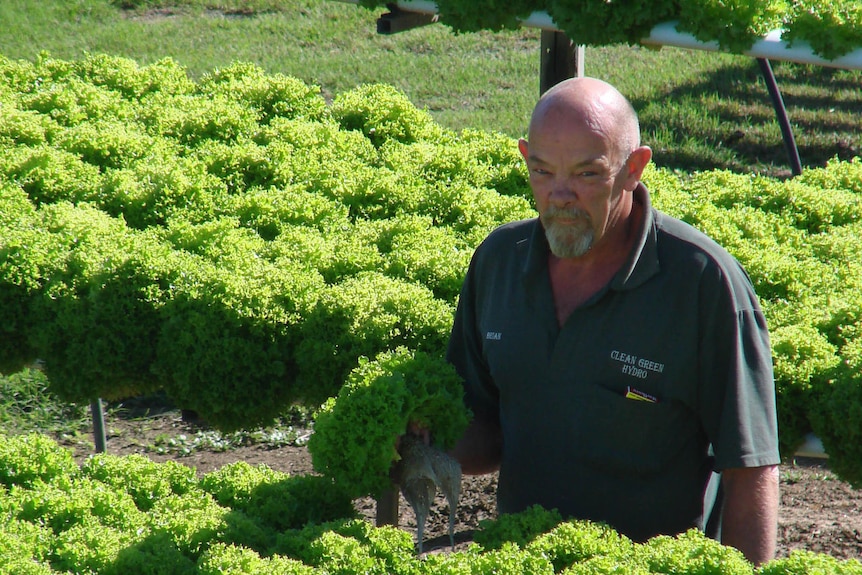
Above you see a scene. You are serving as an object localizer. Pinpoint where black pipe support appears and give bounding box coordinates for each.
[757,58,803,176]
[91,398,107,453]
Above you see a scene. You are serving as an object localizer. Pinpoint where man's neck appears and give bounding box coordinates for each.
[547,198,643,326]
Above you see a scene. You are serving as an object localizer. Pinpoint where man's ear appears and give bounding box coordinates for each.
[625,146,652,188]
[518,138,529,161]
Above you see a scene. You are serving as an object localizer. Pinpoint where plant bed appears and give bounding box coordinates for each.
[56,406,862,561]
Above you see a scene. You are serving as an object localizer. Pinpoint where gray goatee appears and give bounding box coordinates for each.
[541,205,594,258]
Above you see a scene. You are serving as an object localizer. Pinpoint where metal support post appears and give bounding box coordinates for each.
[756,58,803,176]
[377,3,437,34]
[90,398,107,453]
[540,30,584,94]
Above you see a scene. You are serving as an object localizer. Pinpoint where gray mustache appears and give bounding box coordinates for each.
[543,206,591,221]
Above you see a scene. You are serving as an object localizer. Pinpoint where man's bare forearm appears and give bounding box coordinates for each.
[720,465,779,566]
[450,417,502,475]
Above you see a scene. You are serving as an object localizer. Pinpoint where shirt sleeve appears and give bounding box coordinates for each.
[697,261,780,470]
[446,248,501,426]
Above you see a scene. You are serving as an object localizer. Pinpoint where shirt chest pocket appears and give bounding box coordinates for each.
[567,383,703,477]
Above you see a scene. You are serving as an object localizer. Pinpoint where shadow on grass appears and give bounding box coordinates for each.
[634,60,862,177]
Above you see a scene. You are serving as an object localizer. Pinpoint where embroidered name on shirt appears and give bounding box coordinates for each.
[610,349,664,379]
[485,331,502,340]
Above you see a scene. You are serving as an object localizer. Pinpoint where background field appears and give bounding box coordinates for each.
[0,0,859,178]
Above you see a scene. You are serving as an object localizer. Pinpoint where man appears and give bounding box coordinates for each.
[446,77,780,565]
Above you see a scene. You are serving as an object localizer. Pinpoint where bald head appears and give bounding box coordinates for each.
[530,77,641,164]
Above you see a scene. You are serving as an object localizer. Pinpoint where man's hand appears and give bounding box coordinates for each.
[450,415,503,475]
[720,465,779,566]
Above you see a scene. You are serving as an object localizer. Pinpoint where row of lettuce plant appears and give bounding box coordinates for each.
[355,0,862,60]
[0,53,533,432]
[2,432,861,574]
[1,54,862,487]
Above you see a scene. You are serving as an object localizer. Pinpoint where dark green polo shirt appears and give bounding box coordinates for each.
[447,184,779,542]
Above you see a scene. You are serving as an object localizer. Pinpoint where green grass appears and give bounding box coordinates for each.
[0,0,860,441]
[0,367,90,436]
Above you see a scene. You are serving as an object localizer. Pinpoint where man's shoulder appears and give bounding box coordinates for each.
[653,210,736,263]
[652,209,758,301]
[477,218,538,251]
[465,218,538,279]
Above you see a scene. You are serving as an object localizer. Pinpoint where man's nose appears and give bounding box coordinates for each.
[549,180,579,205]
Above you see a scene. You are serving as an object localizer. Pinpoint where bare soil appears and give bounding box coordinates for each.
[61,408,862,561]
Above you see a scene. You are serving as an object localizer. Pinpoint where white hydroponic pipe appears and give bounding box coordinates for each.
[795,433,828,459]
[338,1,862,71]
[641,21,862,71]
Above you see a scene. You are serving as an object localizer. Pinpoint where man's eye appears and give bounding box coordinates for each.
[532,168,550,175]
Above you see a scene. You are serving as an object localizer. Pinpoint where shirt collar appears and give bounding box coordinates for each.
[611,182,659,291]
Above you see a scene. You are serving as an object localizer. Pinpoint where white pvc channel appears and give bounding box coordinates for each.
[795,433,827,459]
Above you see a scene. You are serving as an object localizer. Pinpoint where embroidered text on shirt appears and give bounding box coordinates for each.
[610,349,665,379]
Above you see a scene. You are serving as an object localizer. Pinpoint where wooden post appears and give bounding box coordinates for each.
[377,5,437,34]
[376,487,400,526]
[540,30,584,94]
